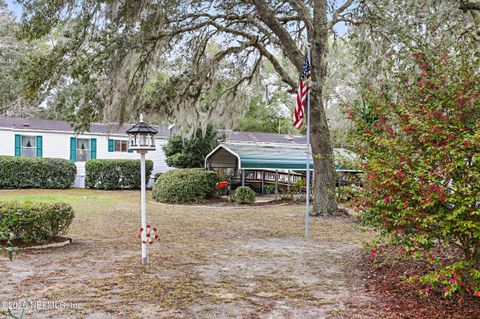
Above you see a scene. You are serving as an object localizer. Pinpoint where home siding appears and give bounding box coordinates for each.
[42,131,72,160]
[0,129,14,156]
[0,128,170,188]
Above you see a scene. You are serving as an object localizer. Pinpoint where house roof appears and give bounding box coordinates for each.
[205,142,360,172]
[1,117,309,144]
[0,117,169,137]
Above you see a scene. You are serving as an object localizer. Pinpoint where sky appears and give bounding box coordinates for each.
[5,0,22,19]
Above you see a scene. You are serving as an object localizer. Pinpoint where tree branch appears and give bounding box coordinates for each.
[182,19,297,89]
[286,0,314,31]
[219,55,263,101]
[460,1,480,11]
[252,0,304,70]
[330,0,355,28]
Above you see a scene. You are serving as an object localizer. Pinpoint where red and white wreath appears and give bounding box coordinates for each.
[137,225,159,244]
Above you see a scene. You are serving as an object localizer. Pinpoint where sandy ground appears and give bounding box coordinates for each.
[0,189,380,319]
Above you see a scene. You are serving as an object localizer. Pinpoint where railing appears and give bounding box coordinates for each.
[236,170,305,184]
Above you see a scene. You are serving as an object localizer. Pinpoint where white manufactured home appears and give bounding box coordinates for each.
[1,116,353,189]
[0,117,171,187]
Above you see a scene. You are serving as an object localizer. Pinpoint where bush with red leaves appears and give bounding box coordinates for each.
[351,50,480,297]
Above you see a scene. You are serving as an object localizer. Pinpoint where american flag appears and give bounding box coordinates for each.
[293,54,311,129]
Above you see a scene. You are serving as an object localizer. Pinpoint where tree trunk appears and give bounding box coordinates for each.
[309,0,338,215]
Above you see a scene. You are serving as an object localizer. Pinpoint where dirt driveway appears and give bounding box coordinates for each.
[0,189,380,318]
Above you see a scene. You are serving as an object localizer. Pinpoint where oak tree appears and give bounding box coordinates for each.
[17,0,363,215]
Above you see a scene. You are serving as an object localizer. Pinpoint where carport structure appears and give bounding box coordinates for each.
[205,142,359,195]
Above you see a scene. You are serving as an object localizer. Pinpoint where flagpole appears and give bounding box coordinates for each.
[305,44,311,240]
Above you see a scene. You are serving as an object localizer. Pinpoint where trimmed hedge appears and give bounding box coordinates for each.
[0,156,76,189]
[0,201,75,243]
[231,186,256,205]
[85,159,153,190]
[152,168,219,203]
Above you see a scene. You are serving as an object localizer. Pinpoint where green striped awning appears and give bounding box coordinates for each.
[205,143,359,172]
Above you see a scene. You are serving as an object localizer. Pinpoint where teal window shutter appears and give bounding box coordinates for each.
[70,137,77,161]
[91,138,97,160]
[108,139,114,152]
[14,134,21,156]
[36,136,43,157]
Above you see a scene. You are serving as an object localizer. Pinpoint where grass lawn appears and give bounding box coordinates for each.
[1,189,379,319]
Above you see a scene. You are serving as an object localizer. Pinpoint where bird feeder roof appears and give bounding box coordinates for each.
[126,121,158,134]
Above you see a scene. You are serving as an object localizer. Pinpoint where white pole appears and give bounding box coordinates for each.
[140,152,147,265]
[305,45,312,240]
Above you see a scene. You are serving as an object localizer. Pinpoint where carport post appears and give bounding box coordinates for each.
[261,170,265,194]
[275,170,279,200]
[287,170,290,193]
[241,169,245,186]
[312,170,315,190]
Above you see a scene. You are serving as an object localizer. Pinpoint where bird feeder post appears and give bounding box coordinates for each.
[127,114,158,266]
[140,151,147,264]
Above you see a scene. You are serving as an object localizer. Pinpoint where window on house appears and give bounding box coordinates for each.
[77,138,91,162]
[21,136,36,157]
[109,139,129,152]
[115,140,128,152]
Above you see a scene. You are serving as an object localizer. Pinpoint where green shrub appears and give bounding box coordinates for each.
[154,172,163,182]
[152,168,219,203]
[336,185,361,203]
[0,201,75,243]
[231,186,256,205]
[85,159,153,190]
[0,156,76,189]
[263,184,274,194]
